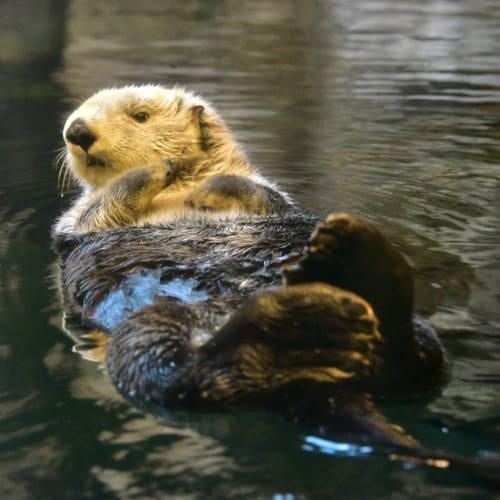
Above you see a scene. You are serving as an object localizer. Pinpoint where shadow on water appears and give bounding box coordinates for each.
[0,0,499,498]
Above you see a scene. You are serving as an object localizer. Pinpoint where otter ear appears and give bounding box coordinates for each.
[191,105,204,127]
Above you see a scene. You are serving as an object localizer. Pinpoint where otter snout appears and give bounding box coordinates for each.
[65,118,97,152]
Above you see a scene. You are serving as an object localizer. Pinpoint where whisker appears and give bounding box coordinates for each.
[63,167,72,194]
[53,148,72,196]
[57,165,64,190]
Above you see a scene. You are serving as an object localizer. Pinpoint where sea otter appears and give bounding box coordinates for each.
[53,85,446,448]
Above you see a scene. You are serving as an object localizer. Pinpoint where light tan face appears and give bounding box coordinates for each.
[63,86,204,190]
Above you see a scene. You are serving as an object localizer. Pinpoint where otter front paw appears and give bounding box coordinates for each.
[185,175,292,215]
[75,160,178,231]
[115,160,178,206]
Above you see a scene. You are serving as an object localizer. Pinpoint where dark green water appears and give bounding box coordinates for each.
[0,0,499,498]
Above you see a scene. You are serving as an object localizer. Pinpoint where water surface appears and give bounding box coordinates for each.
[0,0,499,498]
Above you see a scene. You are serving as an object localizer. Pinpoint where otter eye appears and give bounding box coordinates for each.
[132,112,150,123]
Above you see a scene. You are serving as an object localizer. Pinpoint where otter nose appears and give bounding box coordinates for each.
[65,118,97,152]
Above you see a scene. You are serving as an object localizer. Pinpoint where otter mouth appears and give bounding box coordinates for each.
[86,154,106,168]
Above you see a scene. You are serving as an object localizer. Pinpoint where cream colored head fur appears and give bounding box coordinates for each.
[62,85,253,190]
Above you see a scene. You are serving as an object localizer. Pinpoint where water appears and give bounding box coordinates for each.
[0,0,499,497]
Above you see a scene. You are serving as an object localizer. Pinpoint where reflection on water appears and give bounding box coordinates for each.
[0,0,499,497]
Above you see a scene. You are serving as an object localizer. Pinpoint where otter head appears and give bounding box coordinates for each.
[62,85,249,190]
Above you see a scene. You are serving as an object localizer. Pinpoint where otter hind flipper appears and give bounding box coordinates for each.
[285,213,415,336]
[200,282,383,383]
[104,288,419,448]
[105,282,382,409]
[285,213,446,396]
[106,299,198,405]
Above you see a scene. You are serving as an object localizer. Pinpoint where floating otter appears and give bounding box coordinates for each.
[53,85,446,448]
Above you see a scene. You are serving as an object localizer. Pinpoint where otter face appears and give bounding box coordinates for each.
[62,86,207,190]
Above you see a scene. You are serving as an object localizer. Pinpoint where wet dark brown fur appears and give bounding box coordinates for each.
[54,212,446,448]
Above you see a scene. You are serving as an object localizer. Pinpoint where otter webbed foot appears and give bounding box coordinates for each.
[194,282,383,405]
[284,213,414,333]
[106,283,382,406]
[106,299,197,405]
[285,213,445,395]
[105,283,420,448]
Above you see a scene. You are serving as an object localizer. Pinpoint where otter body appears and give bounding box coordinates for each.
[53,85,445,448]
